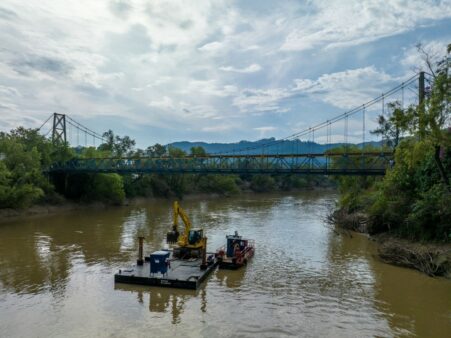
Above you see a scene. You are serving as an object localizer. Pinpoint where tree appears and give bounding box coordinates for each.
[417,43,451,188]
[371,102,415,149]
[99,130,136,157]
[0,130,47,208]
[113,135,135,157]
[168,146,186,158]
[190,146,207,156]
[146,143,166,157]
[88,174,125,205]
[250,175,276,192]
[99,130,115,152]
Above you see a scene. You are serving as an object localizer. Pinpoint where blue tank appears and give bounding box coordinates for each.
[150,251,170,275]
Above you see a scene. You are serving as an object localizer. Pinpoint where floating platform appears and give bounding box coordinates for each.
[115,256,217,290]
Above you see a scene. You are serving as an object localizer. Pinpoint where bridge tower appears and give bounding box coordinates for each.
[418,71,425,104]
[52,113,67,144]
[418,71,426,140]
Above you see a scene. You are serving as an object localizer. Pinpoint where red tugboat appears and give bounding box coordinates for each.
[216,231,255,270]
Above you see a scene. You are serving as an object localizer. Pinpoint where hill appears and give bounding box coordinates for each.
[168,138,382,155]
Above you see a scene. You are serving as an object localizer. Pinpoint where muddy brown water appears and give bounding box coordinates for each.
[0,192,450,337]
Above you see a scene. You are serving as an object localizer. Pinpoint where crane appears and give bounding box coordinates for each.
[166,201,207,260]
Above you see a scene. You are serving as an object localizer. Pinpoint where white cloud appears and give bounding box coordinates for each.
[233,87,290,113]
[244,45,260,51]
[0,0,448,144]
[254,126,276,132]
[0,85,20,98]
[401,40,449,72]
[182,80,238,97]
[219,63,262,73]
[254,126,276,137]
[292,66,395,109]
[202,124,233,132]
[280,0,451,51]
[148,96,174,109]
[198,41,223,52]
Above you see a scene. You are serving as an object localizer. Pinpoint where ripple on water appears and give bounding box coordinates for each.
[0,192,449,338]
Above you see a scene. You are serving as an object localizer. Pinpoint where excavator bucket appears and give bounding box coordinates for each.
[166,230,179,244]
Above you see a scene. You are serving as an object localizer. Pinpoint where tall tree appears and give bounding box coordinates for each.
[418,43,450,188]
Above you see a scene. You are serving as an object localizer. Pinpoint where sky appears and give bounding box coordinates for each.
[0,0,450,147]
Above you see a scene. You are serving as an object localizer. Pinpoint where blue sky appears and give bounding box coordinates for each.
[0,0,450,147]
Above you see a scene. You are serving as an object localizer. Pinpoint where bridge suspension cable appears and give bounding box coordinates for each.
[211,73,420,155]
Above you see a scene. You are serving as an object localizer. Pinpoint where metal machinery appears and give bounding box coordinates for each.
[166,201,208,264]
[216,231,255,269]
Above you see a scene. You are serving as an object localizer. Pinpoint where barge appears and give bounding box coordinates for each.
[115,249,217,290]
[115,202,216,290]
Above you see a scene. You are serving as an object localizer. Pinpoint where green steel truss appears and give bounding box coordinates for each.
[47,152,393,176]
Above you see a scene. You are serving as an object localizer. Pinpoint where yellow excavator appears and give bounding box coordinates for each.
[166,201,207,260]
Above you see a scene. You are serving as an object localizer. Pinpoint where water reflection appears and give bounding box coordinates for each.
[0,192,450,338]
[0,208,127,295]
[215,267,247,289]
[114,284,206,324]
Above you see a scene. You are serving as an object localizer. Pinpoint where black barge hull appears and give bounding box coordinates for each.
[115,258,217,290]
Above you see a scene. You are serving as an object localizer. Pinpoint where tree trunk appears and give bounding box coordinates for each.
[434,145,450,189]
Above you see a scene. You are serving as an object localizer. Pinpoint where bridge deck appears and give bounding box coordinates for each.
[47,152,393,175]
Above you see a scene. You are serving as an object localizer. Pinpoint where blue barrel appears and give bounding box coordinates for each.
[150,251,170,274]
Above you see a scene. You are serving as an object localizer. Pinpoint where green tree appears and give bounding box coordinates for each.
[197,175,239,195]
[250,175,276,192]
[0,131,47,208]
[416,43,450,188]
[99,130,115,152]
[190,146,207,156]
[146,143,166,157]
[88,174,125,205]
[98,130,136,157]
[371,101,414,149]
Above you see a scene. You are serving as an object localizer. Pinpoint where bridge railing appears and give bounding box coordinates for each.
[46,152,393,175]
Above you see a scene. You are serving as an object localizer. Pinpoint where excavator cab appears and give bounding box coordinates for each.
[188,229,203,245]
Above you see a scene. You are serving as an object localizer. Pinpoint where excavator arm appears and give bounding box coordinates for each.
[167,201,208,263]
[173,201,192,247]
[166,201,187,244]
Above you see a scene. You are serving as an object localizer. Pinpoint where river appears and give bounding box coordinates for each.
[0,191,449,337]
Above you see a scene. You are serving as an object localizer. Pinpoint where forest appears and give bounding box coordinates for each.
[0,126,330,209]
[333,44,450,242]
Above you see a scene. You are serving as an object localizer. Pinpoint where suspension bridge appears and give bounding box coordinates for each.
[38,72,428,176]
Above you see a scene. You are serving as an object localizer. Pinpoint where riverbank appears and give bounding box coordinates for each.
[0,201,110,224]
[330,209,451,278]
[0,187,336,224]
[376,233,451,278]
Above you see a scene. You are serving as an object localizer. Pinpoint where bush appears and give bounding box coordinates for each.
[197,175,239,195]
[250,175,276,192]
[88,174,125,205]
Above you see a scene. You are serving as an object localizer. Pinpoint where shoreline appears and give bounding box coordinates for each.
[0,187,336,224]
[330,209,451,278]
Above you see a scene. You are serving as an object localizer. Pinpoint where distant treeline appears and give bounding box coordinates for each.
[0,128,333,209]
